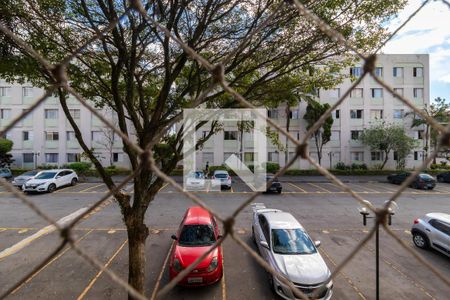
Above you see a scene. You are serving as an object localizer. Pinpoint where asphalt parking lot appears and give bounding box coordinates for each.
[0,179,449,300]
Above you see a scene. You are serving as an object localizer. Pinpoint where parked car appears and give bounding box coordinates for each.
[259,174,282,194]
[251,203,333,300]
[211,170,232,189]
[22,169,78,193]
[169,207,223,286]
[387,172,436,189]
[411,213,450,257]
[185,171,206,190]
[0,168,12,179]
[12,170,41,188]
[436,171,450,183]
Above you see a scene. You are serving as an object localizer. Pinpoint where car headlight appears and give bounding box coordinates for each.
[207,256,218,272]
[37,182,47,187]
[173,258,183,272]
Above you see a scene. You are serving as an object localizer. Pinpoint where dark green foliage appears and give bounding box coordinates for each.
[0,138,14,167]
[263,162,280,174]
[65,162,92,173]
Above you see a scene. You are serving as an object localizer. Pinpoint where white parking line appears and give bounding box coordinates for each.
[0,207,88,260]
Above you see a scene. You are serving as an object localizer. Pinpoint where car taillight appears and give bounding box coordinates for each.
[414,219,419,224]
[212,176,215,179]
[227,176,231,180]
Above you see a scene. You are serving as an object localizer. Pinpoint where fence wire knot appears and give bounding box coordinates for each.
[211,64,225,83]
[296,143,308,159]
[363,54,377,75]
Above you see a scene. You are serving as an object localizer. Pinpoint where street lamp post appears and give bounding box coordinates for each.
[33,152,40,169]
[358,203,396,300]
[328,151,334,169]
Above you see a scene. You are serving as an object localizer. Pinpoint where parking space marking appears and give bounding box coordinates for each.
[307,183,331,193]
[0,207,88,260]
[367,183,397,192]
[222,253,227,300]
[55,182,89,193]
[150,241,174,300]
[319,247,367,300]
[158,183,169,192]
[77,239,128,300]
[288,183,306,193]
[11,230,94,295]
[78,184,105,193]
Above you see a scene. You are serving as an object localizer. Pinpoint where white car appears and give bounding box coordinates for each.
[211,170,232,189]
[185,171,206,190]
[23,169,78,193]
[251,203,333,300]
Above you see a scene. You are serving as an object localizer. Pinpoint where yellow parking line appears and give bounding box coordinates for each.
[151,241,175,300]
[347,183,380,193]
[78,184,104,193]
[222,252,227,300]
[368,183,397,192]
[11,230,94,295]
[307,183,331,193]
[55,182,88,193]
[230,187,234,193]
[158,183,169,192]
[77,239,128,300]
[288,183,306,193]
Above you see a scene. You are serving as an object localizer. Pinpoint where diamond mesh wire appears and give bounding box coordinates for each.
[0,0,449,299]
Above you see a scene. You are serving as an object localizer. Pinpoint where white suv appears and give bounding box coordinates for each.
[411,213,450,257]
[23,169,78,193]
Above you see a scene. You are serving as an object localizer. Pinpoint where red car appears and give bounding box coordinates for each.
[169,207,223,286]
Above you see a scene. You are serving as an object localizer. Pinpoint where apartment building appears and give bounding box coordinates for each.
[0,82,129,168]
[194,54,430,170]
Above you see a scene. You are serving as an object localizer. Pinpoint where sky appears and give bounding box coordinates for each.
[382,0,450,103]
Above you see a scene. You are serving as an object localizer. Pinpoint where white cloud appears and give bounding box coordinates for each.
[382,0,450,84]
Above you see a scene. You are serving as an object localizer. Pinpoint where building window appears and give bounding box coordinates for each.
[371,88,383,98]
[67,131,75,141]
[371,151,383,161]
[350,67,362,77]
[113,153,123,163]
[267,109,278,119]
[414,151,419,160]
[417,130,424,140]
[22,87,33,97]
[350,109,363,119]
[351,152,364,161]
[393,88,404,97]
[45,131,59,141]
[224,131,238,140]
[334,110,340,119]
[67,153,80,163]
[244,152,255,162]
[45,153,58,163]
[413,88,424,98]
[370,110,383,120]
[329,88,340,98]
[375,67,383,77]
[23,153,34,163]
[69,109,80,119]
[44,109,58,119]
[23,131,33,141]
[413,67,423,77]
[0,87,11,96]
[350,88,363,98]
[268,152,279,162]
[393,67,403,77]
[393,109,404,119]
[351,130,362,140]
[393,151,398,161]
[223,152,234,161]
[91,131,102,142]
[290,109,300,119]
[0,109,11,119]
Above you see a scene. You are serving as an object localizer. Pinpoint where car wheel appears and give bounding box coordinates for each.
[252,227,256,244]
[47,184,57,193]
[277,190,282,194]
[71,178,78,186]
[412,232,429,249]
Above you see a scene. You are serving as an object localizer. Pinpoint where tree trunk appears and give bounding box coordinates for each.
[125,214,149,299]
[381,151,389,169]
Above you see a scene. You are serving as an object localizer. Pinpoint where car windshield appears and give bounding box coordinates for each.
[419,174,433,180]
[271,229,316,255]
[0,168,9,173]
[214,173,228,178]
[188,172,204,179]
[35,172,57,179]
[22,171,39,176]
[178,225,216,246]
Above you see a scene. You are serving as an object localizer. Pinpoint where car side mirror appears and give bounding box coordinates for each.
[314,240,321,248]
[260,240,269,249]
[56,176,61,179]
[171,234,178,240]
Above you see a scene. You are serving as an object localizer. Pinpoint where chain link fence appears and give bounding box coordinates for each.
[1,0,450,299]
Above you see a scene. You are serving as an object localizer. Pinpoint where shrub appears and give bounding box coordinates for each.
[65,162,92,173]
[263,162,280,174]
[335,162,347,170]
[37,164,59,170]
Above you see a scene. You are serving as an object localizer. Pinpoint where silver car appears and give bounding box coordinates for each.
[12,170,41,188]
[411,213,450,257]
[251,203,333,300]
